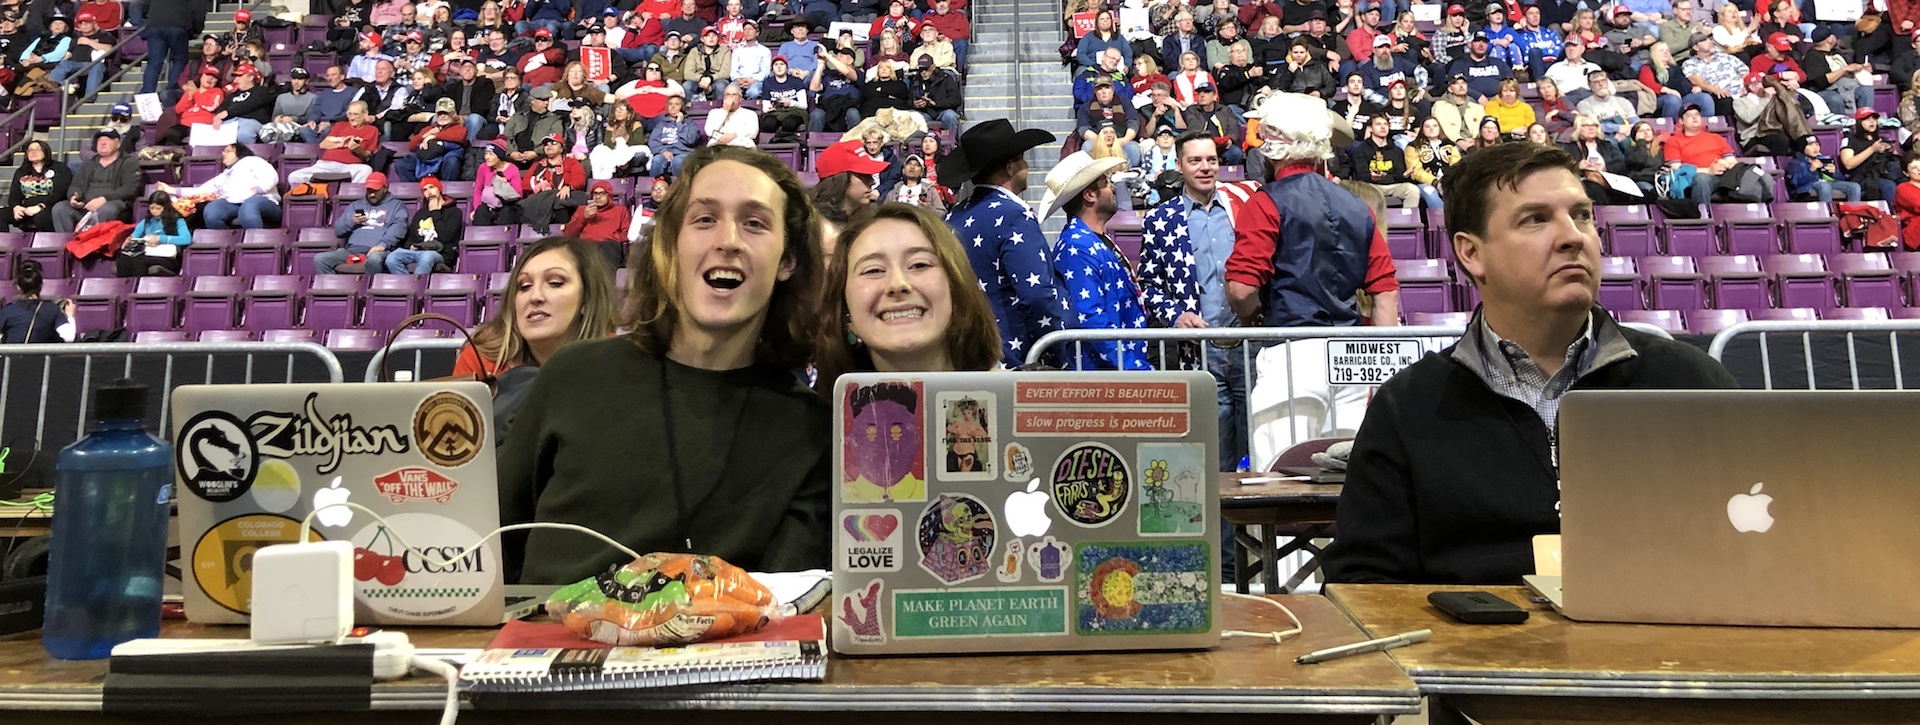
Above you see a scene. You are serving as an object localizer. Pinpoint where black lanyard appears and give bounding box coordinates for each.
[657,358,753,553]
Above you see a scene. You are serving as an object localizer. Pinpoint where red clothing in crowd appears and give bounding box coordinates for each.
[320,121,381,165]
[452,344,504,378]
[518,46,567,89]
[561,203,633,242]
[1747,52,1802,78]
[1221,170,1400,303]
[921,8,971,41]
[408,121,469,151]
[527,156,587,194]
[1895,181,1920,252]
[174,86,225,126]
[1663,129,1734,167]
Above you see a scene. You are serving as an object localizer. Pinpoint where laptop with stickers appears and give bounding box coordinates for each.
[829,371,1221,655]
[172,382,516,627]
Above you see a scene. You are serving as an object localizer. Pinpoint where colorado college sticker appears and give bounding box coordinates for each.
[176,411,260,502]
[412,392,484,468]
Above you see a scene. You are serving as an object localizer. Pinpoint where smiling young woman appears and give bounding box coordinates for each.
[812,202,1003,391]
[498,146,831,585]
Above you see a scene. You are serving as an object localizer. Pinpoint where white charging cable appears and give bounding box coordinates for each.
[299,501,645,725]
[298,501,643,572]
[1220,592,1306,644]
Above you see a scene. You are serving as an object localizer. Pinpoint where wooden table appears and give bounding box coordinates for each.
[1326,584,1920,725]
[1219,472,1341,594]
[0,595,1419,724]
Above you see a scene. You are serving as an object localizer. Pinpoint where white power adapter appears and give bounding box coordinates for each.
[250,540,355,646]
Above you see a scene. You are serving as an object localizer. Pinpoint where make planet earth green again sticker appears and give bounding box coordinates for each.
[892,587,1068,638]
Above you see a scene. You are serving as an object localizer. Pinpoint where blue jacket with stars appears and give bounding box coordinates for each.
[945,185,1068,367]
[1054,216,1151,371]
[1137,196,1199,328]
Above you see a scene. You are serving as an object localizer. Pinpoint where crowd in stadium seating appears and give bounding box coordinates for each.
[1062,0,1911,221]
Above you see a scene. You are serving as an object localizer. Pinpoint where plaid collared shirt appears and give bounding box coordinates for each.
[1475,315,1598,432]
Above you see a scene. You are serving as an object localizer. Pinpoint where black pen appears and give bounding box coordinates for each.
[1294,629,1431,665]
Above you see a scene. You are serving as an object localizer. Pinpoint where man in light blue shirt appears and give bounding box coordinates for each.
[777,22,822,79]
[1138,131,1244,471]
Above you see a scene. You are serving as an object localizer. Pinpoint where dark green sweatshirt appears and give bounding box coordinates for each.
[498,337,831,585]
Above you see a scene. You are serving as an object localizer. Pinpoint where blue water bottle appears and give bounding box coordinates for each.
[42,380,173,660]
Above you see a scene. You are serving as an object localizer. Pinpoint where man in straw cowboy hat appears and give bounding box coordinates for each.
[940,119,1069,367]
[1040,151,1151,371]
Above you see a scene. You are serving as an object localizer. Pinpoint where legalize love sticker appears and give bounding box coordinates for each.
[839,509,904,572]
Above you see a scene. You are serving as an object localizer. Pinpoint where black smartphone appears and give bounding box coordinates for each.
[1427,590,1529,625]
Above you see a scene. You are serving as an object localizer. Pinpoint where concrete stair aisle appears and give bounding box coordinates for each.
[48,3,250,162]
[961,0,1073,237]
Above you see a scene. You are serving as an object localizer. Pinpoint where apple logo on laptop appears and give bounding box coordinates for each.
[1005,478,1052,537]
[312,476,354,528]
[1726,482,1774,533]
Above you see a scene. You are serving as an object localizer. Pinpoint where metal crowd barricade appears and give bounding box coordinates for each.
[1707,320,1920,390]
[362,338,469,383]
[0,342,343,452]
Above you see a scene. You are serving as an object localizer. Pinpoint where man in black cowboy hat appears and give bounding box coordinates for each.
[941,119,1068,367]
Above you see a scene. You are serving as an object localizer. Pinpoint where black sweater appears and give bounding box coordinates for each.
[1322,311,1738,585]
[221,84,278,123]
[498,338,831,584]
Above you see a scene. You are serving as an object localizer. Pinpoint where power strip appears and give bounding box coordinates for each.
[110,631,417,680]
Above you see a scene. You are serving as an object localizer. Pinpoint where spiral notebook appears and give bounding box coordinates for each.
[459,615,827,693]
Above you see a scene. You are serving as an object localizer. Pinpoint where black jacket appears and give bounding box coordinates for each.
[908,68,961,112]
[221,84,278,123]
[1271,60,1335,98]
[1322,310,1738,585]
[146,0,209,32]
[396,202,464,266]
[443,77,499,118]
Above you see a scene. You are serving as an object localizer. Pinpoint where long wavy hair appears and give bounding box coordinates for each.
[624,145,823,371]
[813,202,1001,391]
[468,236,619,372]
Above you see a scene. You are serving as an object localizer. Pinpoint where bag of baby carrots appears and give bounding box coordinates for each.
[545,552,781,646]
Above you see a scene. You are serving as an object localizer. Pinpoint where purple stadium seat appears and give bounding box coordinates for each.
[235,229,291,277]
[1830,253,1903,309]
[1598,256,1643,311]
[483,271,510,320]
[0,231,23,281]
[1423,209,1448,260]
[1701,255,1769,311]
[1890,307,1920,320]
[1686,308,1750,335]
[1108,211,1143,262]
[293,227,340,275]
[458,226,513,275]
[395,328,445,341]
[1642,256,1707,311]
[1777,201,1840,255]
[1766,254,1836,310]
[1395,259,1453,314]
[1712,203,1779,257]
[442,181,474,201]
[1664,212,1720,257]
[71,277,132,332]
[184,275,246,334]
[1218,166,1246,183]
[1812,127,1842,158]
[364,274,425,333]
[757,133,802,170]
[23,232,72,278]
[324,328,383,350]
[263,328,318,344]
[1597,205,1657,258]
[37,278,74,301]
[283,194,329,232]
[1754,307,1819,322]
[243,275,303,333]
[183,152,222,186]
[184,229,241,277]
[1407,311,1472,326]
[134,330,191,343]
[1827,307,1891,321]
[125,276,188,332]
[198,329,259,342]
[423,274,481,326]
[306,274,365,329]
[1618,309,1686,333]
[1381,207,1423,260]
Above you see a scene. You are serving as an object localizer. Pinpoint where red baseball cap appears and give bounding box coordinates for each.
[1767,32,1793,51]
[815,140,889,178]
[1446,4,1465,14]
[364,31,382,46]
[1857,107,1882,120]
[1742,71,1764,87]
[366,172,388,189]
[420,176,443,195]
[534,27,554,39]
[235,63,259,77]
[200,65,221,77]
[235,8,251,22]
[75,10,95,23]
[542,132,564,145]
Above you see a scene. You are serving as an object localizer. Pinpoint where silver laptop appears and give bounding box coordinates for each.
[1550,390,1920,628]
[173,382,528,627]
[830,371,1222,655]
